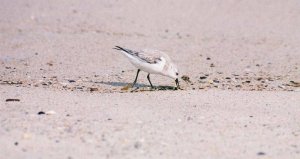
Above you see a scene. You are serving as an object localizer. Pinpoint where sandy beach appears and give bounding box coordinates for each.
[1,0,300,158]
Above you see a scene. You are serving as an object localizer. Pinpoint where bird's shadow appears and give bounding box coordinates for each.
[96,81,149,87]
[96,81,177,90]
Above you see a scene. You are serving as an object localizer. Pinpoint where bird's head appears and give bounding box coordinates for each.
[165,63,180,88]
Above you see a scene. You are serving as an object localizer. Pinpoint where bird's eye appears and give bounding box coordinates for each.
[176,72,179,75]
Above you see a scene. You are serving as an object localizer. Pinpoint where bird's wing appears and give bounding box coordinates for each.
[134,50,162,64]
[114,46,163,64]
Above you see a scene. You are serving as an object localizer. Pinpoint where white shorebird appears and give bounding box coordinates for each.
[113,46,180,89]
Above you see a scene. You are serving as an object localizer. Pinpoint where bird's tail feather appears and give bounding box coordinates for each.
[113,46,134,54]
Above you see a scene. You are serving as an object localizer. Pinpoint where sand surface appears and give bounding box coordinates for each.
[1,0,300,158]
[1,86,300,159]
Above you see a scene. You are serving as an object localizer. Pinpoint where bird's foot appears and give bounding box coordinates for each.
[121,84,136,90]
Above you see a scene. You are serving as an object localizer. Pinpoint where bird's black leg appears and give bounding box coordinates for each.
[175,78,180,89]
[147,73,154,88]
[132,69,140,87]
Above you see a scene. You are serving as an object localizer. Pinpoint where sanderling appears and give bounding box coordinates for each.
[113,46,180,89]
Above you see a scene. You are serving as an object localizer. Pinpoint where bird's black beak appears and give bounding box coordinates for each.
[175,78,180,89]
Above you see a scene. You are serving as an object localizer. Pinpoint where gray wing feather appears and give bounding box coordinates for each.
[114,46,162,64]
[133,52,162,64]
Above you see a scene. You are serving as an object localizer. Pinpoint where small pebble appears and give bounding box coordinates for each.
[290,81,300,87]
[22,133,31,139]
[213,80,220,83]
[134,141,142,149]
[46,62,53,66]
[38,111,45,115]
[257,77,263,81]
[181,75,191,83]
[257,152,266,156]
[5,99,20,102]
[68,80,76,83]
[89,88,98,92]
[46,110,56,115]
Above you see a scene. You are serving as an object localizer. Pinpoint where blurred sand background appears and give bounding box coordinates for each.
[0,0,300,158]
